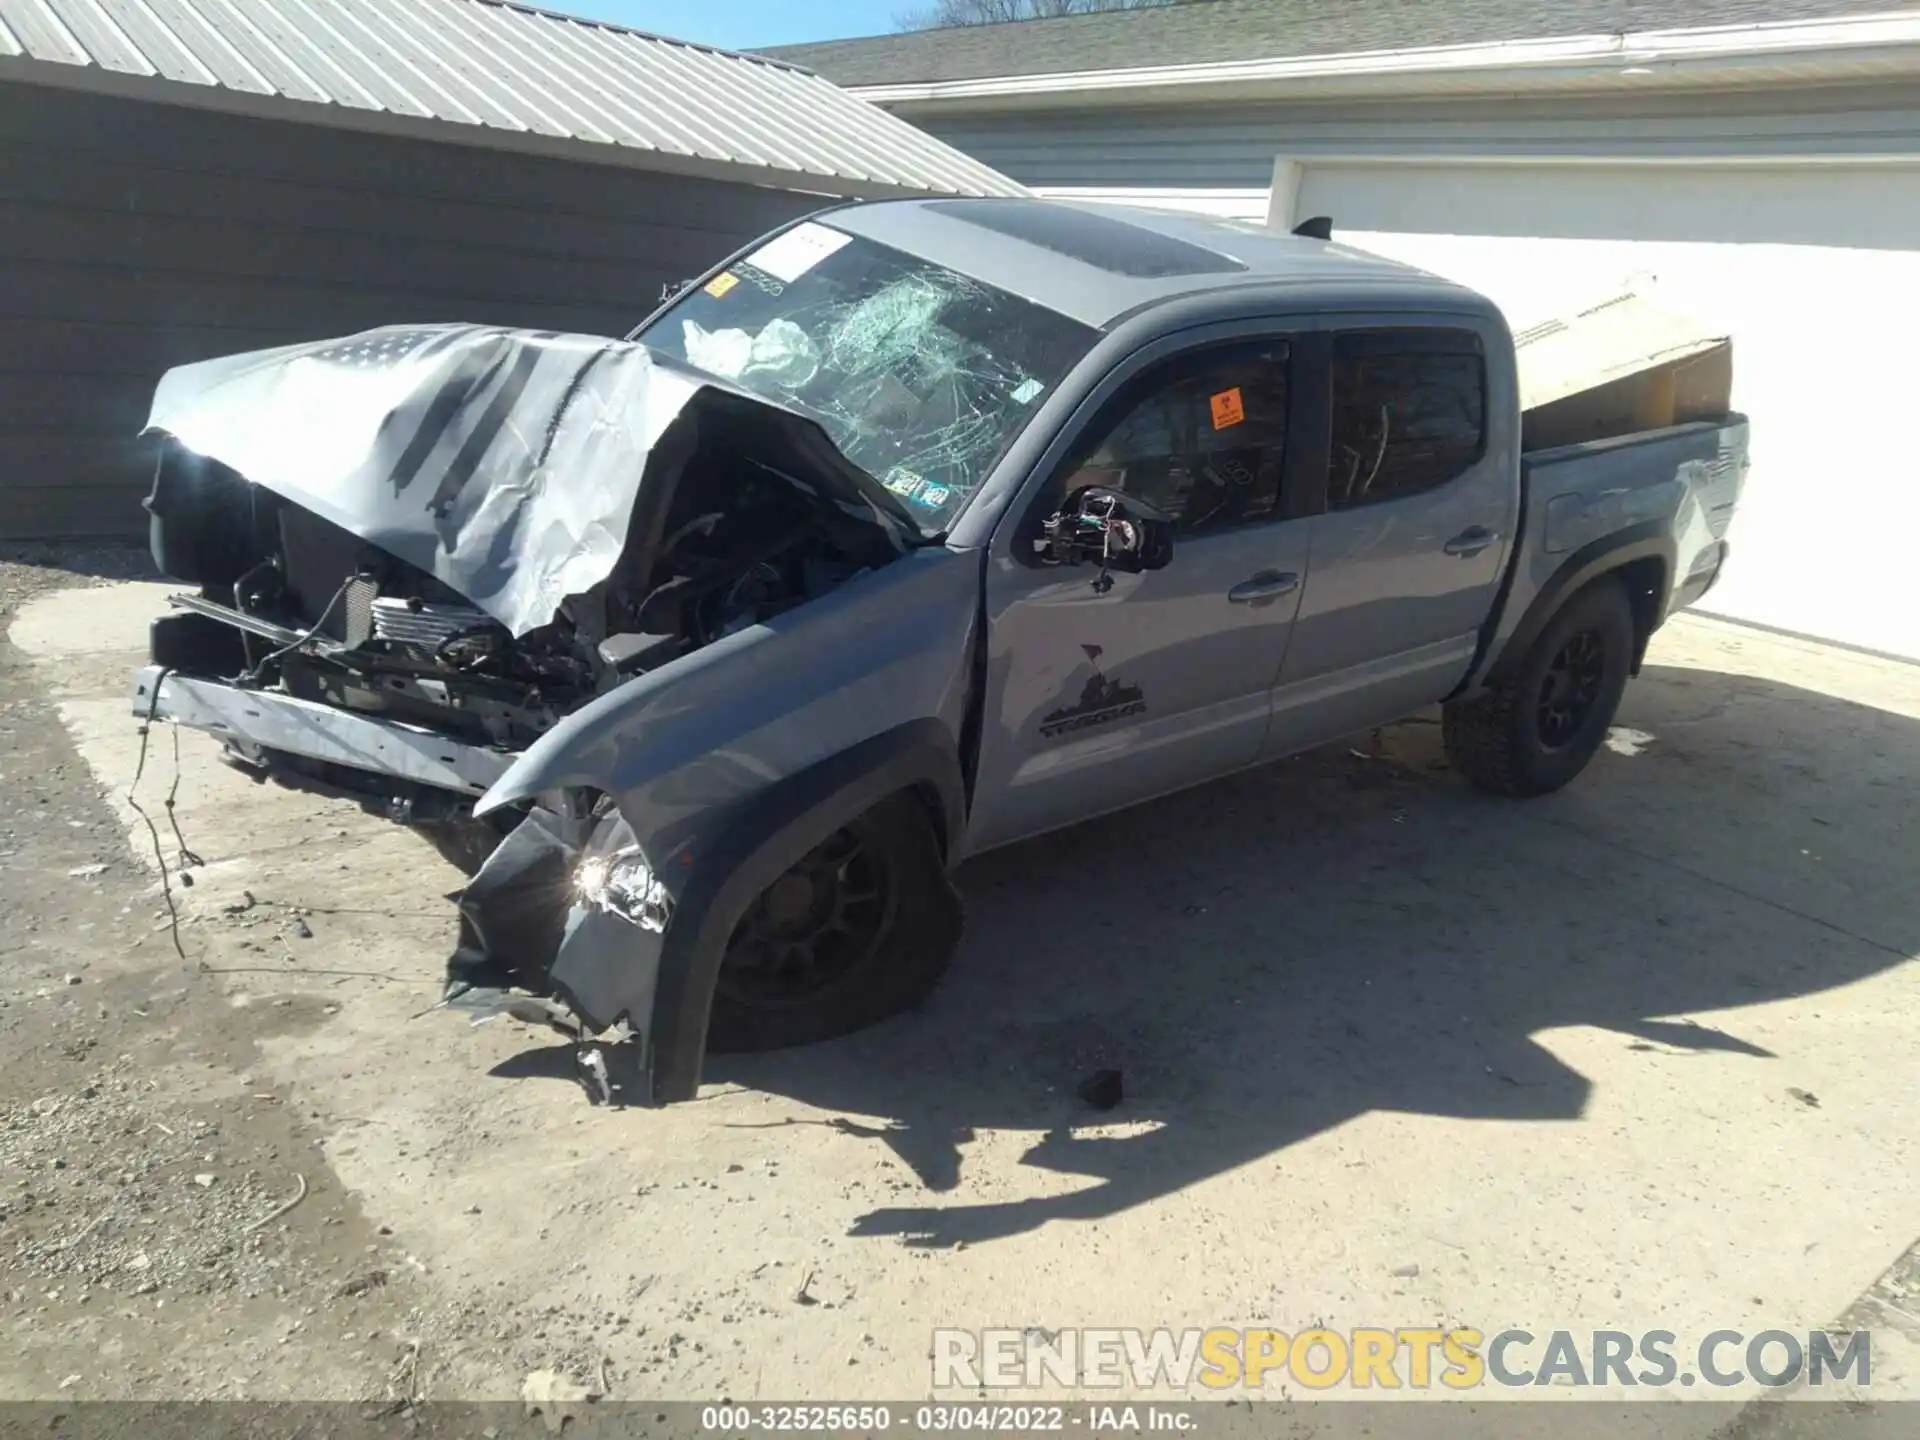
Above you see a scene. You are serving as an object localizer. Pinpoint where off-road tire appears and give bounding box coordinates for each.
[707,791,962,1054]
[1443,576,1635,798]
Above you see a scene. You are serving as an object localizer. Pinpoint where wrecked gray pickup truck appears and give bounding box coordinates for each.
[132,199,1748,1102]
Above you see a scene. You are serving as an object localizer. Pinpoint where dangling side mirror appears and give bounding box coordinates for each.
[1037,487,1175,579]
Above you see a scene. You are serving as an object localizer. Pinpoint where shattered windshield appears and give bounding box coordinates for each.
[637,221,1098,536]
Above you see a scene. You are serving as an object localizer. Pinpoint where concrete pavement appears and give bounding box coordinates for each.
[9,579,1919,1408]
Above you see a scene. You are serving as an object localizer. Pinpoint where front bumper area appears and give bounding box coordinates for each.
[135,665,684,1104]
[131,665,516,802]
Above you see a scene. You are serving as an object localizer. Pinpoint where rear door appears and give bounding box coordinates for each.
[1263,320,1517,758]
[968,329,1315,852]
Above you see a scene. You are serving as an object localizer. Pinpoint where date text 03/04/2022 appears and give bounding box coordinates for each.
[698,1405,1196,1432]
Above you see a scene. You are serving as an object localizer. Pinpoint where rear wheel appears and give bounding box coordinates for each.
[1444,576,1635,798]
[706,792,962,1054]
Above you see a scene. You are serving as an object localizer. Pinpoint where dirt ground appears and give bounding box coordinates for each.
[2,552,1918,1423]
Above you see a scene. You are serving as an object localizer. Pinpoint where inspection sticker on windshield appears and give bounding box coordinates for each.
[703,271,739,298]
[883,468,953,510]
[746,223,853,284]
[1011,377,1045,405]
[1210,387,1245,430]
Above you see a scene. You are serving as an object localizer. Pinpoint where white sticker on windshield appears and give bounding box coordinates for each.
[1011,377,1045,405]
[746,222,853,284]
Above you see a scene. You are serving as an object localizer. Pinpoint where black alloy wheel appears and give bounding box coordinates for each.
[718,825,892,1011]
[705,792,965,1056]
[1536,628,1607,750]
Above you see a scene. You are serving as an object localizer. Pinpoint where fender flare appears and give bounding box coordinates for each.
[1484,522,1678,684]
[648,719,966,1102]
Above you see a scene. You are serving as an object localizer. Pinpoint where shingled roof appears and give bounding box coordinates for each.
[767,0,1908,88]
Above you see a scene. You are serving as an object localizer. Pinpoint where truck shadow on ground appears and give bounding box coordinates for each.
[696,663,1917,1245]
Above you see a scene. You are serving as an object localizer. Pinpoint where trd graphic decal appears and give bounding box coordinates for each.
[1040,645,1147,739]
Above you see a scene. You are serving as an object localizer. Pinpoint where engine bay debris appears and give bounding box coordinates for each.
[140,324,926,1096]
[144,324,912,758]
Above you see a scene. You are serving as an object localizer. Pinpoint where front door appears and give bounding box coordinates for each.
[968,335,1312,852]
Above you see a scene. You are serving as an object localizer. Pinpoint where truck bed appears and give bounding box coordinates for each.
[1523,414,1746,566]
[1469,414,1750,691]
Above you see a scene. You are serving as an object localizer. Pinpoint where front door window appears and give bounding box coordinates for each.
[1054,342,1291,534]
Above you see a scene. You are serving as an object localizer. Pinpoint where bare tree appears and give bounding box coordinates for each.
[895,0,1199,31]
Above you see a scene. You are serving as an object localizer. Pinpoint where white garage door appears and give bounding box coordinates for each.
[1040,169,1920,660]
[1313,162,1920,661]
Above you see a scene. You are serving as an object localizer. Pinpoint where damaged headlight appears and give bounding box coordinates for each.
[575,845,671,933]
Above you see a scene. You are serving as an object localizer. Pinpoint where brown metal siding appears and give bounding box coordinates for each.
[0,81,828,538]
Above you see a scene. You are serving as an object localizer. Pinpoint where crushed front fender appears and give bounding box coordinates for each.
[446,801,684,1102]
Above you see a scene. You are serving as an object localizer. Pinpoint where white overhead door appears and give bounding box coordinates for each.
[1291,160,1920,660]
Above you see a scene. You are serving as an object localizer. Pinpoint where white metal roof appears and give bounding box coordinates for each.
[0,0,1024,198]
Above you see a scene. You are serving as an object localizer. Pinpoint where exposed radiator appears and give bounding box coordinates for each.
[369,596,497,650]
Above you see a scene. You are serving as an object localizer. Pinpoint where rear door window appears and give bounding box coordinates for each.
[1329,329,1485,510]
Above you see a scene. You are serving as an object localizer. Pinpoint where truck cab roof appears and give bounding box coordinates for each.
[827,196,1489,330]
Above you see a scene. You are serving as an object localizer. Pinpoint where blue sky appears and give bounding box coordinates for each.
[553,1,903,50]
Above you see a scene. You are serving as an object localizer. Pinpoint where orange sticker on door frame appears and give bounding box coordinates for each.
[1210,387,1245,430]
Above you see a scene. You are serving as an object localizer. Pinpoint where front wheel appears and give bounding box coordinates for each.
[706,792,962,1054]
[1443,576,1635,798]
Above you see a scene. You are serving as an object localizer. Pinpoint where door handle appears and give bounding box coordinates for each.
[1227,570,1300,604]
[1443,527,1499,558]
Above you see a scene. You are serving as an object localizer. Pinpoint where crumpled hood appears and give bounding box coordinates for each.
[147,323,848,637]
